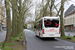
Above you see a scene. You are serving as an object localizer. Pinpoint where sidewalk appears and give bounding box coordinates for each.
[65,32,75,37]
[0,31,6,43]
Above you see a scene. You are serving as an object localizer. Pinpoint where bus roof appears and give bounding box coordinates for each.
[43,16,59,18]
[36,16,59,23]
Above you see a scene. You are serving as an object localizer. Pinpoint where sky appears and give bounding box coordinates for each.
[64,0,75,11]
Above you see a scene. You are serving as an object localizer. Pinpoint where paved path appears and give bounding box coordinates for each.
[0,31,6,43]
[24,29,75,50]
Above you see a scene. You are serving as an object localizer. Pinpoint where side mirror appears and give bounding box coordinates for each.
[34,26,36,28]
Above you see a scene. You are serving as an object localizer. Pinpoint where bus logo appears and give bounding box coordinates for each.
[46,28,57,32]
[55,23,60,27]
[45,21,51,25]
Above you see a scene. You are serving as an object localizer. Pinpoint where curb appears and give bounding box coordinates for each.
[23,32,27,50]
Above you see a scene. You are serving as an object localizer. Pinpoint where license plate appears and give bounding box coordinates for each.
[49,34,54,36]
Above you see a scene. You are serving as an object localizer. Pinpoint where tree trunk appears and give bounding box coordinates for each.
[50,0,55,16]
[16,0,22,34]
[5,0,11,43]
[12,0,17,37]
[60,0,65,36]
[42,0,50,17]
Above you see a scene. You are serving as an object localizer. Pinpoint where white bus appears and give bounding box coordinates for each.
[34,17,61,38]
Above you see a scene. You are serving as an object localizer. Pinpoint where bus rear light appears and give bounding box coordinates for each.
[42,29,44,34]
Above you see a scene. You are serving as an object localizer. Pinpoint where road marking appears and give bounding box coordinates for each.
[54,46,74,49]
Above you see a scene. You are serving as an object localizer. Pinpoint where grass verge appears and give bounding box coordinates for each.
[59,36,75,43]
[0,32,25,50]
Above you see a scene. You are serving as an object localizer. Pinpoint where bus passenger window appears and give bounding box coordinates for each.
[44,19,59,28]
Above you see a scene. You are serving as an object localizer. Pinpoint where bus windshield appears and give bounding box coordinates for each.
[44,18,59,28]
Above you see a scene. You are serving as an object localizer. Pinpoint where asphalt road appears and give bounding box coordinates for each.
[24,29,75,50]
[0,31,6,43]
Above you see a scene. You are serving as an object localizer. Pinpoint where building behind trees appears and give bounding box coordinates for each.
[0,4,6,31]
